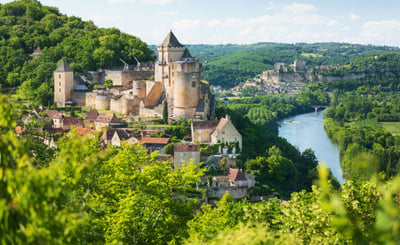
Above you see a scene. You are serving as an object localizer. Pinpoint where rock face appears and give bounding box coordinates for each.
[260,69,369,84]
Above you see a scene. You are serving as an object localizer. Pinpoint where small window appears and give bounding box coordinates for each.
[59,82,61,86]
[192,81,196,88]
[222,130,225,135]
[59,74,61,79]
[59,89,61,92]
[222,138,225,143]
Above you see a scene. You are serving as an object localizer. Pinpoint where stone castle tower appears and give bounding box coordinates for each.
[155,31,203,118]
[54,59,75,107]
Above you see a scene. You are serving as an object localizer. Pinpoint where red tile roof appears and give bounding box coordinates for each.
[215,118,229,132]
[85,108,99,120]
[45,110,63,119]
[228,168,247,181]
[140,137,170,145]
[15,126,26,135]
[63,117,84,128]
[192,120,219,130]
[96,113,120,123]
[76,128,91,136]
[174,144,200,152]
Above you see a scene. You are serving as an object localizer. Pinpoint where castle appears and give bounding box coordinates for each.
[54,31,212,119]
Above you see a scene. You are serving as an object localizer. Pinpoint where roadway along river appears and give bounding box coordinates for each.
[278,112,344,183]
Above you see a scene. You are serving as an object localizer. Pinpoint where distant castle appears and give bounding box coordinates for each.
[54,31,212,119]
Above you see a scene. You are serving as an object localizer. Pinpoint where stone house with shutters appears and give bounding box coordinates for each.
[62,116,84,130]
[140,137,170,154]
[95,113,122,131]
[191,115,242,153]
[45,110,63,128]
[174,144,200,169]
[205,168,256,199]
[101,128,130,147]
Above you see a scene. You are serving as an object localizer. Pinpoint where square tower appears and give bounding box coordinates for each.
[54,59,74,107]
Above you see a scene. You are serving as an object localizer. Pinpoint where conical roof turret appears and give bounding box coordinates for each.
[55,59,73,72]
[160,30,184,48]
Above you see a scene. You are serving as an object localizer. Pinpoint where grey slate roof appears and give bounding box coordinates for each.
[182,48,192,58]
[161,31,184,48]
[55,59,73,72]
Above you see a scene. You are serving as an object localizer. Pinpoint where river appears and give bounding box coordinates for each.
[278,112,344,183]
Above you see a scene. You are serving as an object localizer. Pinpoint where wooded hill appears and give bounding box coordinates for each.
[0,0,154,105]
[184,43,400,88]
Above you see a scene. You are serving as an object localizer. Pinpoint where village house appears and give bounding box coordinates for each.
[174,144,200,169]
[140,137,170,154]
[205,168,256,199]
[101,128,130,147]
[84,108,99,129]
[95,113,122,131]
[45,110,63,128]
[62,116,84,130]
[191,115,242,153]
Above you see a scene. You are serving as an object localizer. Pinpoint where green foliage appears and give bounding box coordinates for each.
[241,85,260,97]
[202,155,221,174]
[227,90,329,133]
[0,0,154,106]
[163,142,174,155]
[165,118,191,139]
[103,78,113,89]
[0,95,87,244]
[163,100,168,124]
[187,167,400,245]
[187,43,400,88]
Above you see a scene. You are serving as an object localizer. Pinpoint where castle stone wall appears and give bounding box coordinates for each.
[132,81,146,99]
[206,187,249,199]
[96,94,111,110]
[72,91,87,106]
[85,92,97,107]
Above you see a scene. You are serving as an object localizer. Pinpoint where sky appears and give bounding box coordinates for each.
[1,0,400,46]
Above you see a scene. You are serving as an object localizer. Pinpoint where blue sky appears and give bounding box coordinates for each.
[1,0,400,46]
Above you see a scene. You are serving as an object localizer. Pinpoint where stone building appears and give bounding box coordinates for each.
[54,31,212,120]
[174,144,200,169]
[191,115,242,153]
[155,31,211,119]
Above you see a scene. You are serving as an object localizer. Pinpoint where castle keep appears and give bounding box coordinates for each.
[54,31,211,119]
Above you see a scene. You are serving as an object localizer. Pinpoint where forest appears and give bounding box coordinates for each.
[309,53,400,181]
[186,42,400,88]
[2,0,400,244]
[2,93,400,244]
[0,0,154,106]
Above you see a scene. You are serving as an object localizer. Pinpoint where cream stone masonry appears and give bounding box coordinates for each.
[54,31,211,119]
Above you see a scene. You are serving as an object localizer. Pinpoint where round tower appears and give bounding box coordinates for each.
[173,62,201,118]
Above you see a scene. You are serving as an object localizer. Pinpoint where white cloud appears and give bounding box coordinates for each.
[207,19,222,27]
[361,19,400,45]
[155,10,177,16]
[350,13,360,21]
[281,3,317,14]
[108,0,174,4]
[171,19,201,31]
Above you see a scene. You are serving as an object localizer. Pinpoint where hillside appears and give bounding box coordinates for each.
[0,0,154,105]
[184,43,400,88]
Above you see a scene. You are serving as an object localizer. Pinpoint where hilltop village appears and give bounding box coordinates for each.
[18,32,254,200]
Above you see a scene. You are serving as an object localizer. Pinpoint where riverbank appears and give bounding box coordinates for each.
[279,112,344,183]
